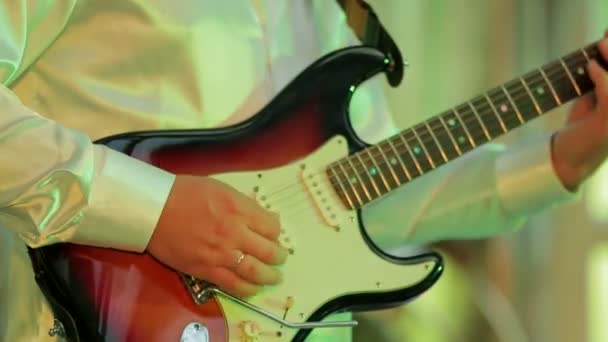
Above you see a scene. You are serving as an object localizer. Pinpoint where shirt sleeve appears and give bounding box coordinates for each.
[0,84,175,251]
[362,134,578,251]
[0,1,175,252]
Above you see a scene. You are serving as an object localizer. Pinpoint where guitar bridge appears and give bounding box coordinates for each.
[179,274,358,329]
[181,273,215,305]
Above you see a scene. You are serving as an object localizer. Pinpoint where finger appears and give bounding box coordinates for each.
[568,93,595,124]
[589,60,608,109]
[203,267,261,298]
[599,39,608,64]
[242,201,282,241]
[234,254,283,286]
[249,212,281,241]
[240,225,288,265]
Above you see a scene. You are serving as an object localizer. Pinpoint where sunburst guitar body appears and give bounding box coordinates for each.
[29,47,443,342]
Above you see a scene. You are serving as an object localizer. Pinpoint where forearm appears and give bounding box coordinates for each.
[0,84,175,251]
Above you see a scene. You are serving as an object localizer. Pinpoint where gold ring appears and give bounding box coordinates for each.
[233,252,246,269]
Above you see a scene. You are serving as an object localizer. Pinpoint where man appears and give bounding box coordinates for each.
[1,1,607,341]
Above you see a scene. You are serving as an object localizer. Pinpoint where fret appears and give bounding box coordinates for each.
[428,116,458,159]
[411,127,436,169]
[580,47,591,62]
[500,85,525,124]
[559,58,582,96]
[336,162,364,207]
[353,154,379,199]
[519,77,542,115]
[364,147,392,192]
[451,108,477,148]
[523,72,557,113]
[564,51,593,92]
[538,67,562,106]
[486,88,520,130]
[345,158,372,202]
[542,61,578,102]
[397,133,424,175]
[483,93,508,133]
[438,115,462,156]
[503,79,537,121]
[466,101,492,140]
[424,121,448,162]
[469,96,502,136]
[386,138,413,181]
[327,165,354,209]
[375,142,402,188]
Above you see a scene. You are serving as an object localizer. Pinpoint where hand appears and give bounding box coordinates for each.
[147,175,287,297]
[552,34,608,191]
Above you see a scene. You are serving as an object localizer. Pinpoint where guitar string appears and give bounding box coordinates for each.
[266,65,587,210]
[260,49,596,206]
[336,48,597,171]
[262,93,585,218]
[260,64,600,214]
[260,50,597,209]
[246,46,599,208]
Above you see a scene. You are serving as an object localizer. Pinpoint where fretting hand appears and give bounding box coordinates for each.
[147,175,287,297]
[552,34,608,190]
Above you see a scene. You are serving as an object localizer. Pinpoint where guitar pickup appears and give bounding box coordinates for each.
[301,168,343,230]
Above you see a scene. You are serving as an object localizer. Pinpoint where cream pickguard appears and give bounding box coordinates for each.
[210,136,439,341]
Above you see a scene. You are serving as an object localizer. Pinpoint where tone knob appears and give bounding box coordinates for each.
[239,321,260,340]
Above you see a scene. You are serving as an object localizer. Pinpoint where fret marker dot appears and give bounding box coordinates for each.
[536,87,545,95]
[577,67,585,75]
[370,167,378,176]
[413,146,422,155]
[458,136,466,144]
[350,177,358,184]
[448,118,457,127]
[500,104,508,112]
[349,85,356,92]
[390,157,398,165]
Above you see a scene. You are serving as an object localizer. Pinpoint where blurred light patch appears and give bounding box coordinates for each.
[586,161,608,223]
[587,243,608,342]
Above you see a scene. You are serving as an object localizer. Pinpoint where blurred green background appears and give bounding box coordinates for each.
[351,1,608,341]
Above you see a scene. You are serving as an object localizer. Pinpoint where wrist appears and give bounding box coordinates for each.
[551,131,582,192]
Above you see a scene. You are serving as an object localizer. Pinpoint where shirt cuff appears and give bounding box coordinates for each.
[70,145,175,252]
[496,133,579,217]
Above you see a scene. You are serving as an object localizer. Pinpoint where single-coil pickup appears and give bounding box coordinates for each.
[301,169,341,229]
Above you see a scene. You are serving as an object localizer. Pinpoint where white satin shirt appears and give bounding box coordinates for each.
[0,1,575,341]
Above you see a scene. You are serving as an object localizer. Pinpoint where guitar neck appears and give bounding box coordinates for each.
[328,41,607,210]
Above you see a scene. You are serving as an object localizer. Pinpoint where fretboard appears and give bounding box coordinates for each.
[328,41,607,209]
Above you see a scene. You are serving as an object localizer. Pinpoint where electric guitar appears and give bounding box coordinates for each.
[29,40,606,341]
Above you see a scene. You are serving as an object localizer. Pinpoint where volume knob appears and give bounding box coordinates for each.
[239,321,260,340]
